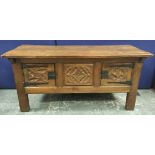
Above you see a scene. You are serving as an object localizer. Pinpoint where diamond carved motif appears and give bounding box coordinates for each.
[64,64,93,85]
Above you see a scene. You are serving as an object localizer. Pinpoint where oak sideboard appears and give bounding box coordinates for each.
[2,45,153,112]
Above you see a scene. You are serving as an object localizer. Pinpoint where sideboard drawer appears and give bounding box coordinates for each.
[101,63,133,86]
[23,64,55,86]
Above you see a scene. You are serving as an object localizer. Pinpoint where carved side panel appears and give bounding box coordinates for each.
[101,63,133,85]
[64,64,93,85]
[108,67,129,81]
[23,64,48,84]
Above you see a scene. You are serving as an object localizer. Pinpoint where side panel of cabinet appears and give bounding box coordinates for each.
[101,63,133,86]
[23,64,55,87]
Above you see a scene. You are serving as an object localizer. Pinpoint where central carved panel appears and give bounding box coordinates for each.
[64,64,93,86]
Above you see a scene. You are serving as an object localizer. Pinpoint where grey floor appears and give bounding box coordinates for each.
[0,89,155,115]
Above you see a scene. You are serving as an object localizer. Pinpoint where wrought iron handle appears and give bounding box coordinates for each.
[48,72,56,79]
[101,70,108,79]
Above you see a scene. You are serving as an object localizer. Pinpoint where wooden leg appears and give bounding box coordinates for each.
[125,91,137,110]
[16,84,30,112]
[125,62,143,110]
[11,59,30,112]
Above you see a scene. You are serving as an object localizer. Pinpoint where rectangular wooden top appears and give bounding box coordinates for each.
[2,45,153,59]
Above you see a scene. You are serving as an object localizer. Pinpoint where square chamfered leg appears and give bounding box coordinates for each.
[11,59,30,112]
[16,83,30,112]
[125,62,143,110]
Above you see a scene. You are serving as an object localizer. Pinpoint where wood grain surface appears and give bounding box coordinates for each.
[2,45,153,111]
[2,45,153,58]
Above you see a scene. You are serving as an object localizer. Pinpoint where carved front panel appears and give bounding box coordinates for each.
[23,64,55,86]
[109,67,129,81]
[64,64,93,86]
[101,63,133,85]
